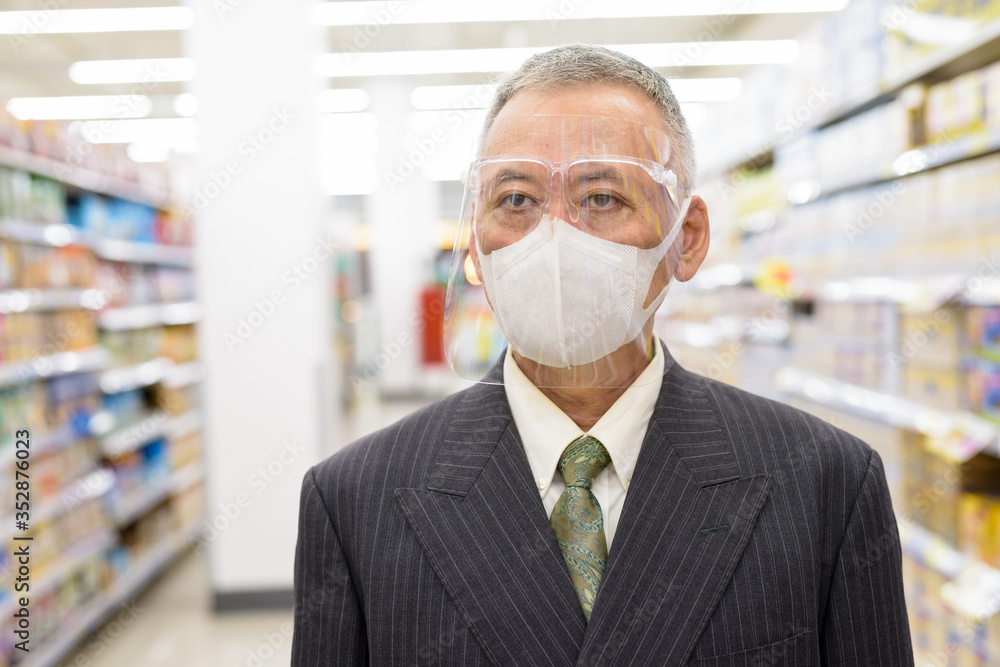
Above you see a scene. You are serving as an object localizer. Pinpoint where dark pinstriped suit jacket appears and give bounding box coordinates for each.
[293,350,913,666]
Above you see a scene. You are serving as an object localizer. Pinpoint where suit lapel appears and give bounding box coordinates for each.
[395,359,586,667]
[578,358,773,666]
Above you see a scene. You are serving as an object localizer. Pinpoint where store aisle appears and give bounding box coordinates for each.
[62,549,292,667]
[56,396,441,667]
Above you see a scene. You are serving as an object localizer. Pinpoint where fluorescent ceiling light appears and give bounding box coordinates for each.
[317,41,798,77]
[127,143,171,163]
[77,118,199,144]
[70,58,197,84]
[314,0,847,25]
[411,85,497,110]
[173,93,199,117]
[6,95,152,120]
[318,89,370,113]
[669,78,743,102]
[0,7,194,34]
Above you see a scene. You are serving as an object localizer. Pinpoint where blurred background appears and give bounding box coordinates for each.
[1,0,1000,664]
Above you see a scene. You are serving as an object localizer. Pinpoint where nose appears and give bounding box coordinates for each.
[547,171,576,223]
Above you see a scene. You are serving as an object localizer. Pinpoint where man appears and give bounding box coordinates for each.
[293,45,913,666]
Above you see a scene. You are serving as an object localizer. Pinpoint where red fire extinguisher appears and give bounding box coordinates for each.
[420,285,446,364]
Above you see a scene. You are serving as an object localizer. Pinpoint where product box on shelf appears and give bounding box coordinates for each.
[965,306,1000,352]
[963,354,1000,418]
[883,0,1000,82]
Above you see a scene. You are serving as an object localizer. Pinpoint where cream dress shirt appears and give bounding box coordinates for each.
[502,338,665,550]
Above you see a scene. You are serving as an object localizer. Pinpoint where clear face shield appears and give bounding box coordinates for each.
[445,114,691,388]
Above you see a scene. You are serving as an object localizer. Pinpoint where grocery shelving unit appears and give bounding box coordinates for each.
[0,138,204,666]
[702,15,1000,180]
[676,4,1000,664]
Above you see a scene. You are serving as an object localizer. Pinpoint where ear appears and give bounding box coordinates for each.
[673,195,710,282]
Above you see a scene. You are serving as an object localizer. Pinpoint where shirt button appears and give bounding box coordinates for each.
[537,478,546,489]
[626,477,632,489]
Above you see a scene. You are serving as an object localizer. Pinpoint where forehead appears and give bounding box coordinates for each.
[481,85,671,162]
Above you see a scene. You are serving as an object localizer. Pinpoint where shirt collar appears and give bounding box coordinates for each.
[503,337,665,494]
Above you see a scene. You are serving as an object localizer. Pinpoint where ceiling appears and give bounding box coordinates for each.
[0,2,833,102]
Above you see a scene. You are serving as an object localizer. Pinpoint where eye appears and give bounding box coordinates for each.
[501,192,534,209]
[585,193,619,210]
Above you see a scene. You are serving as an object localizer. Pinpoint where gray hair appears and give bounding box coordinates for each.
[482,44,697,192]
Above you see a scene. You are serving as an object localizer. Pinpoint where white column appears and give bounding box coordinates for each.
[182,0,335,605]
[364,78,440,396]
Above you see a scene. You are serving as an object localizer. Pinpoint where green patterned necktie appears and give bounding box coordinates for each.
[550,435,611,621]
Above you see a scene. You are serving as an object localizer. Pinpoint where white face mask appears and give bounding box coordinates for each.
[477,198,690,368]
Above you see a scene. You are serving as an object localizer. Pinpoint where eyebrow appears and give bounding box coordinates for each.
[488,169,544,186]
[579,167,623,182]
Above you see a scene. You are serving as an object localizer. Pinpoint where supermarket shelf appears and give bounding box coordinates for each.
[33,468,115,526]
[0,219,89,247]
[113,475,173,526]
[0,219,193,267]
[702,15,1000,178]
[795,274,1000,309]
[100,409,201,458]
[899,520,972,580]
[0,145,171,209]
[26,521,201,667]
[0,287,106,314]
[99,357,174,394]
[797,126,1000,205]
[98,300,200,331]
[900,520,1000,621]
[33,528,117,599]
[161,360,206,389]
[99,358,205,393]
[774,366,1000,461]
[92,238,194,267]
[113,462,205,526]
[167,409,202,439]
[0,347,109,389]
[172,461,205,493]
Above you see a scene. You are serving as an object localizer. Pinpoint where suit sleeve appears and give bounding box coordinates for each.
[820,449,914,665]
[292,467,368,666]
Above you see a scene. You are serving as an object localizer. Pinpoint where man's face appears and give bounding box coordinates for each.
[473,84,685,308]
